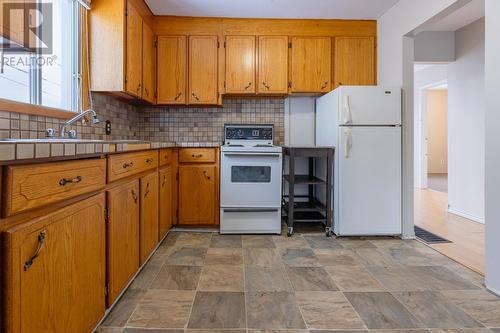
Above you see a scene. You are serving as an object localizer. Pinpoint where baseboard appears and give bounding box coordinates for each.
[485,283,500,297]
[448,207,485,224]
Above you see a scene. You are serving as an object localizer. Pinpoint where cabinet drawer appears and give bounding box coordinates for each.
[2,158,106,217]
[108,150,158,182]
[179,148,216,163]
[159,149,174,166]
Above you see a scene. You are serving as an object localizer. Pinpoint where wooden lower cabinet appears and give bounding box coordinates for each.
[106,179,140,306]
[178,164,217,225]
[159,165,174,239]
[2,194,106,333]
[139,171,159,264]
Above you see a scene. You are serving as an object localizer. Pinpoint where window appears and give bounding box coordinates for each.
[0,0,80,112]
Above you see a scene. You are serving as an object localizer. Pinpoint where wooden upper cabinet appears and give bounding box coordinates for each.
[139,171,159,265]
[188,35,219,104]
[225,35,256,94]
[142,22,156,104]
[334,37,376,88]
[2,194,106,333]
[157,36,187,104]
[179,165,217,225]
[125,1,143,97]
[258,36,288,94]
[106,179,140,306]
[290,36,332,93]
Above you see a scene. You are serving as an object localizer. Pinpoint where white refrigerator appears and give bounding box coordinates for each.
[315,86,402,236]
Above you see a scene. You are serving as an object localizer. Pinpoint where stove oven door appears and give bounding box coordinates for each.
[221,151,282,208]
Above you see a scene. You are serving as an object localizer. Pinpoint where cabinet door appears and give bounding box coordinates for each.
[125,1,143,97]
[3,194,106,333]
[106,179,140,306]
[290,36,331,93]
[139,171,159,264]
[225,35,255,94]
[258,36,288,94]
[188,35,218,104]
[159,165,173,239]
[142,22,156,104]
[157,36,187,104]
[179,165,216,225]
[334,37,376,88]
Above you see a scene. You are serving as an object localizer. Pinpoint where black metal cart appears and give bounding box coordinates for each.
[282,146,335,237]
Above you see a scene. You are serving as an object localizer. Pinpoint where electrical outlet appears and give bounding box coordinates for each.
[105,120,112,135]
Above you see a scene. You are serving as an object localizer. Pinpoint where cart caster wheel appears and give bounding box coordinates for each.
[325,228,333,237]
[287,227,294,237]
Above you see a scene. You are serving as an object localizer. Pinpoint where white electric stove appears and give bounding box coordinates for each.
[220,124,282,234]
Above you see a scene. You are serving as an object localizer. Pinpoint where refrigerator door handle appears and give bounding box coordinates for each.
[343,95,353,125]
[344,127,352,158]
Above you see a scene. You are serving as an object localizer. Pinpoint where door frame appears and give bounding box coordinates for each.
[415,79,448,189]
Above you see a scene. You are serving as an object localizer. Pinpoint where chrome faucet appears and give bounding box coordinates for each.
[59,109,100,138]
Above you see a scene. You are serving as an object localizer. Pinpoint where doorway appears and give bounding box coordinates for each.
[413,51,485,275]
[425,85,448,193]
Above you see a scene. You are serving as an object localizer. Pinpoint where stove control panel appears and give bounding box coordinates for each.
[224,125,273,142]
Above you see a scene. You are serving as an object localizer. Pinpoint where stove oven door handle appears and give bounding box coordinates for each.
[222,208,280,213]
[222,153,281,157]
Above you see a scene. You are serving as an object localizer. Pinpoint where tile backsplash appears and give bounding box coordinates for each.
[0,95,285,144]
[137,97,285,145]
[0,93,140,140]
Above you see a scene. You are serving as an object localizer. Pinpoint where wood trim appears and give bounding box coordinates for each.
[154,16,377,37]
[0,99,76,120]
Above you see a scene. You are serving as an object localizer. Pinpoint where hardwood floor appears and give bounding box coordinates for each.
[414,188,485,274]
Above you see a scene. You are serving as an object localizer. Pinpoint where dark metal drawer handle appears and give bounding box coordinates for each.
[174,92,182,101]
[192,92,200,101]
[24,230,46,271]
[203,170,211,180]
[321,81,329,89]
[59,176,82,186]
[131,189,138,203]
[123,162,134,169]
[144,182,150,198]
[244,82,253,90]
[262,82,270,90]
[146,158,154,164]
[192,154,203,158]
[162,175,167,187]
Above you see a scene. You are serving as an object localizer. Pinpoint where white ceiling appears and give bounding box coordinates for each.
[145,0,400,19]
[421,0,484,31]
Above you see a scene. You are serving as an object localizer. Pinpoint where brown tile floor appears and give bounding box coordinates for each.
[97,230,500,333]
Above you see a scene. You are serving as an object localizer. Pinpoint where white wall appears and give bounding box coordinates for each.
[414,31,455,62]
[413,64,448,188]
[485,0,500,295]
[448,17,485,223]
[378,0,461,238]
[378,0,459,86]
[284,96,316,197]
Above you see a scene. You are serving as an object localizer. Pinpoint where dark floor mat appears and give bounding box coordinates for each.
[415,226,452,244]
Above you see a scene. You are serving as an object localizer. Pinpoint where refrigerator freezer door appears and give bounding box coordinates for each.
[338,126,401,235]
[339,86,401,125]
